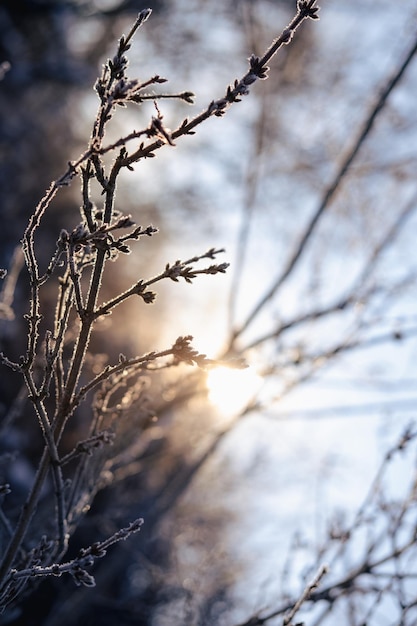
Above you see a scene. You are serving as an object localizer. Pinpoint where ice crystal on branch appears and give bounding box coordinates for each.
[297,0,320,20]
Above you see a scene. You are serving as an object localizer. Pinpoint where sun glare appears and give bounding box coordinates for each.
[206,366,262,416]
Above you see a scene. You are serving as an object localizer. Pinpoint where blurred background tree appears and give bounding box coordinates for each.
[1,1,417,624]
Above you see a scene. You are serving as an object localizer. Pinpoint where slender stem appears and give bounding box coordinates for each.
[0,448,50,585]
[0,160,120,589]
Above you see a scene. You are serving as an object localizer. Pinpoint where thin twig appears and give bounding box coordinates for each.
[230,33,417,346]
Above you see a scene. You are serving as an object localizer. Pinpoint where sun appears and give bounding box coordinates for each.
[206,365,262,416]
